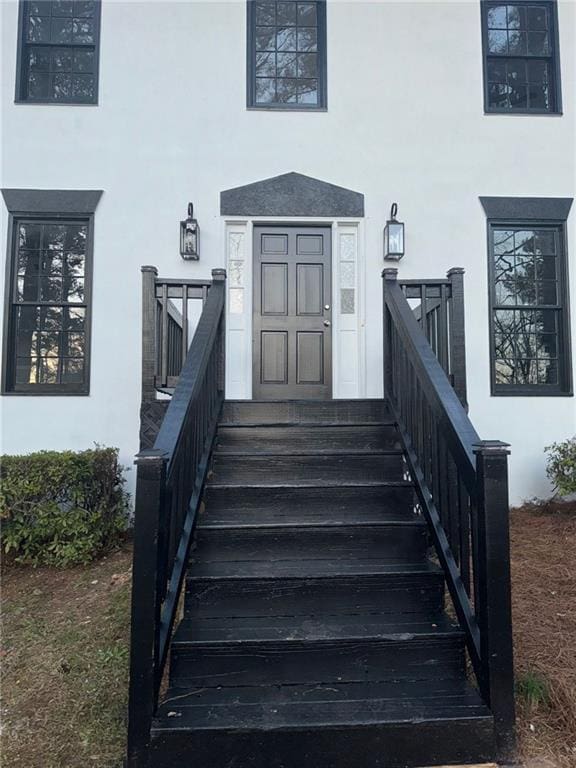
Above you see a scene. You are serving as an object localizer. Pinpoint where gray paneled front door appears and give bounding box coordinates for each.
[253,225,332,400]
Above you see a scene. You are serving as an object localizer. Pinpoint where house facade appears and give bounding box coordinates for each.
[1,0,575,504]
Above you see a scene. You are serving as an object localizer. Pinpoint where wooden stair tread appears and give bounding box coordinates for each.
[153,682,491,733]
[188,558,442,580]
[157,677,483,708]
[201,484,416,526]
[215,424,402,454]
[209,453,406,486]
[173,613,461,645]
[193,523,427,563]
[221,399,392,426]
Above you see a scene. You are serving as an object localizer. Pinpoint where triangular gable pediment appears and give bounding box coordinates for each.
[220,172,364,217]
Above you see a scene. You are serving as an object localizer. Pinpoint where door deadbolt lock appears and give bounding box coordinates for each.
[324,304,330,310]
[323,320,331,327]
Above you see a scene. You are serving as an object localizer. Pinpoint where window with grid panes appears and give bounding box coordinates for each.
[481,1,561,113]
[6,219,91,393]
[490,225,570,394]
[248,1,327,109]
[16,0,101,104]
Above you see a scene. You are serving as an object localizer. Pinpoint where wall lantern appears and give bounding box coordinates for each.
[383,203,405,261]
[180,203,199,260]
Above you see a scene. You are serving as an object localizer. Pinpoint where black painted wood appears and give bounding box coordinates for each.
[210,453,406,486]
[221,398,391,424]
[185,568,446,619]
[149,716,495,768]
[131,391,499,766]
[169,636,466,687]
[383,268,516,761]
[215,423,402,453]
[127,271,226,768]
[193,523,427,562]
[200,484,416,526]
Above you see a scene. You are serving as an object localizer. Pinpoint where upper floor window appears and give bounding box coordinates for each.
[481,197,573,396]
[2,189,102,395]
[481,1,561,114]
[15,0,101,104]
[247,1,327,110]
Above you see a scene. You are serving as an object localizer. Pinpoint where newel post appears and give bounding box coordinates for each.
[473,440,516,762]
[127,449,167,768]
[447,267,468,410]
[141,266,158,403]
[211,268,227,393]
[382,268,398,400]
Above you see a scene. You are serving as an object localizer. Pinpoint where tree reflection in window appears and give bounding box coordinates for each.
[483,2,560,112]
[14,220,88,387]
[19,0,100,103]
[492,227,561,387]
[250,1,325,107]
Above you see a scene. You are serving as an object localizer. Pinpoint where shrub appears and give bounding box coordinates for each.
[516,670,550,710]
[545,437,576,498]
[0,447,129,567]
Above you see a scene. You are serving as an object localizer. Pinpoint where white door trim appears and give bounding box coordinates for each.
[223,216,366,400]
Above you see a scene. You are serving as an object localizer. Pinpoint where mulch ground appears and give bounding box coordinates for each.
[511,501,576,767]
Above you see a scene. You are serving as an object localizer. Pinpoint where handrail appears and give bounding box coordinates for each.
[383,268,515,761]
[127,268,226,766]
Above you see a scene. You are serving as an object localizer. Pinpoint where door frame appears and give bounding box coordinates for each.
[222,216,366,400]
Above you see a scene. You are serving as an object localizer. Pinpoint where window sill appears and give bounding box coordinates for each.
[483,107,563,117]
[2,387,91,396]
[247,105,327,113]
[14,99,99,107]
[491,387,573,397]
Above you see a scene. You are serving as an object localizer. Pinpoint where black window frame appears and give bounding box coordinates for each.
[15,0,102,106]
[481,196,573,397]
[1,189,102,396]
[246,0,328,111]
[480,0,562,115]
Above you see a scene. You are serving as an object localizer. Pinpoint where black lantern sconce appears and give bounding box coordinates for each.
[383,203,405,261]
[180,203,199,260]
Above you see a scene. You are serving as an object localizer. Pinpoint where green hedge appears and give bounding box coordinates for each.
[0,447,129,567]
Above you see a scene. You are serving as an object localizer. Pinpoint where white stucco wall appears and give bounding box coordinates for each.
[1,0,575,503]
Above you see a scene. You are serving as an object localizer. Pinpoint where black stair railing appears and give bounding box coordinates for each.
[383,267,516,761]
[141,266,212,399]
[398,269,467,408]
[127,268,226,767]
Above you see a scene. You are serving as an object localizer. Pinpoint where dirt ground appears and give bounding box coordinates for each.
[1,546,132,768]
[1,504,574,768]
[511,502,576,768]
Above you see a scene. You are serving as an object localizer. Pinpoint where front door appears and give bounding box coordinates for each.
[253,225,332,399]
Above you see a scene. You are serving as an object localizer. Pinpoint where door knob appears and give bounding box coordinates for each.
[323,320,331,327]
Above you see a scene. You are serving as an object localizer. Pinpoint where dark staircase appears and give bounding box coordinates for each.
[150,400,496,767]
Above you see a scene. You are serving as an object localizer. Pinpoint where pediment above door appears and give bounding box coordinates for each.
[220,172,364,218]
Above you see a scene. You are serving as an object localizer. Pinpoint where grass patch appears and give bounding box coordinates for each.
[1,547,132,768]
[517,670,551,711]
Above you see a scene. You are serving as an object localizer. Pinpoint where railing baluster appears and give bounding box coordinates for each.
[382,269,515,763]
[129,269,227,766]
[181,288,189,361]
